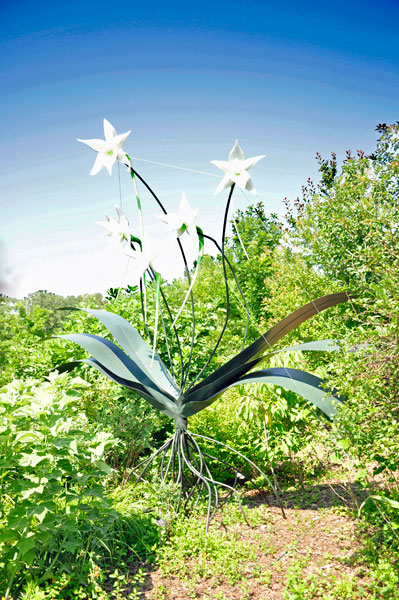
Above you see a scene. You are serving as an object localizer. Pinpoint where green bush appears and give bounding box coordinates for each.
[0,373,118,597]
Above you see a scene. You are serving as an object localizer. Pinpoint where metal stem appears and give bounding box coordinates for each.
[202,232,250,352]
[186,185,235,390]
[191,432,286,518]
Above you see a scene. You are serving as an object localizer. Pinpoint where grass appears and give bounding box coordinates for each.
[12,465,399,600]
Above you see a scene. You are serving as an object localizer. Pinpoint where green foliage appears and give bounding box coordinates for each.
[0,292,103,386]
[0,373,118,596]
[80,377,167,474]
[285,122,399,570]
[226,203,282,321]
[157,510,258,585]
[2,121,399,597]
[287,123,399,293]
[284,553,399,599]
[189,354,321,485]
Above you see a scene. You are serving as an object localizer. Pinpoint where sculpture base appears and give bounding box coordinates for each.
[131,429,285,530]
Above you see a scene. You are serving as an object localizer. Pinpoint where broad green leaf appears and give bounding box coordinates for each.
[17,536,36,556]
[20,485,44,499]
[184,356,262,406]
[76,308,179,398]
[18,453,49,467]
[64,540,82,553]
[361,495,399,511]
[31,506,48,523]
[57,333,144,383]
[182,368,343,419]
[15,431,43,443]
[94,459,113,474]
[82,358,179,418]
[190,292,349,394]
[58,335,178,409]
[271,339,342,354]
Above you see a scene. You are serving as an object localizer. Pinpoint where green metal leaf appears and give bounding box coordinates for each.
[189,292,349,395]
[77,308,179,398]
[183,357,262,406]
[81,358,179,418]
[270,339,342,355]
[57,333,179,409]
[57,333,144,383]
[182,367,343,419]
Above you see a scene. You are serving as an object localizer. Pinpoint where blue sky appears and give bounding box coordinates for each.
[1,0,398,297]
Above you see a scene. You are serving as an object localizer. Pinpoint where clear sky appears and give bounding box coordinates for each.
[1,0,398,298]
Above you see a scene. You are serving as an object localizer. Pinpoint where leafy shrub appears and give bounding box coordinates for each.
[0,373,118,596]
[189,355,322,487]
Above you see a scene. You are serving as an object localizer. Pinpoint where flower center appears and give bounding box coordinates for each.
[235,172,241,176]
[106,150,114,156]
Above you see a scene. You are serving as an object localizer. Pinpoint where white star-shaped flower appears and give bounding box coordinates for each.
[157,193,199,237]
[77,118,131,176]
[124,233,163,280]
[96,205,131,247]
[210,140,266,196]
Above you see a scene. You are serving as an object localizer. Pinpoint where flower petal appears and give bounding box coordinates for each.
[229,140,244,162]
[210,160,230,174]
[114,130,131,149]
[96,219,112,234]
[159,213,183,232]
[214,173,232,196]
[245,177,257,195]
[179,193,198,223]
[243,154,266,170]
[151,254,164,275]
[102,153,117,176]
[77,138,107,152]
[90,153,106,176]
[232,170,251,189]
[103,118,117,142]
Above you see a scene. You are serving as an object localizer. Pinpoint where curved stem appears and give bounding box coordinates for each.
[139,278,151,340]
[201,450,240,499]
[129,168,198,390]
[176,431,188,513]
[160,433,176,482]
[159,297,175,378]
[182,432,205,508]
[159,279,185,387]
[177,238,196,391]
[186,433,219,523]
[186,185,235,391]
[131,438,173,489]
[128,167,184,381]
[129,169,144,238]
[191,432,286,519]
[202,232,250,352]
[185,433,250,528]
[150,272,161,365]
[200,449,268,503]
[179,432,214,531]
[130,168,168,214]
[147,268,184,387]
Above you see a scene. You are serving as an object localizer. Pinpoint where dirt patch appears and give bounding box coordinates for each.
[135,483,368,600]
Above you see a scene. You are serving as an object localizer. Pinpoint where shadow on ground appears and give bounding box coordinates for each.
[245,480,366,511]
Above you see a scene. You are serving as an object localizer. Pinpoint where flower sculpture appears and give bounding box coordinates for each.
[61,119,349,528]
[211,139,266,195]
[77,118,131,175]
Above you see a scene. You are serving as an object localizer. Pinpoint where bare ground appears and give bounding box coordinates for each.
[120,480,374,600]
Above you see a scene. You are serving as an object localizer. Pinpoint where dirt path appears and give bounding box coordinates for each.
[130,482,370,600]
